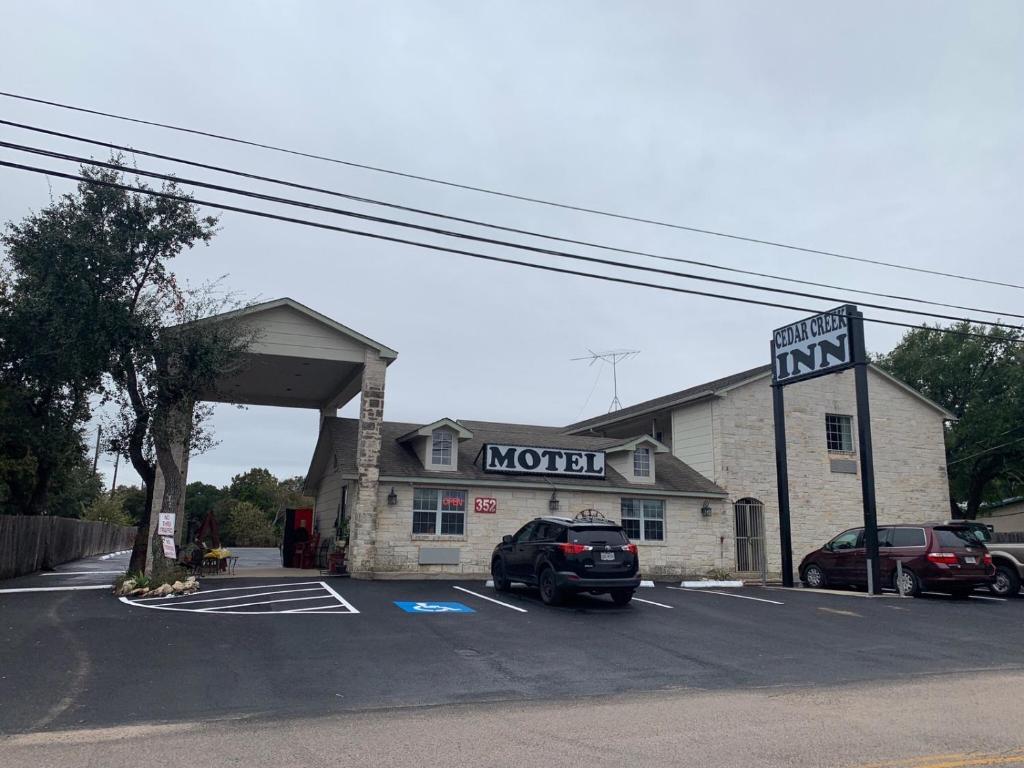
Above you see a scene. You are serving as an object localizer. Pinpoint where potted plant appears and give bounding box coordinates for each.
[328,519,350,574]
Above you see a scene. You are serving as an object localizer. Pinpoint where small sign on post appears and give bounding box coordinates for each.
[161,536,177,559]
[157,512,176,537]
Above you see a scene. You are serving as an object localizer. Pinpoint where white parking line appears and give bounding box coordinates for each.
[130,581,324,601]
[143,587,324,607]
[320,580,360,613]
[667,586,785,605]
[0,585,111,594]
[198,595,332,612]
[453,586,528,613]
[969,595,1006,602]
[632,597,673,608]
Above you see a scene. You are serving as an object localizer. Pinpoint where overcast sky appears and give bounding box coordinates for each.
[2,2,1022,487]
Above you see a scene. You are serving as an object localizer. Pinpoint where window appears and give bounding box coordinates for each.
[431,429,453,466]
[825,414,854,453]
[828,529,862,550]
[633,447,651,477]
[891,527,926,547]
[620,498,665,541]
[412,487,466,535]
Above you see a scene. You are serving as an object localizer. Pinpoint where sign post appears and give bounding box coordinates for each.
[771,304,880,593]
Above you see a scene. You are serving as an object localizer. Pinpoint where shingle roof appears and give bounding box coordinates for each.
[315,417,724,496]
[563,364,772,434]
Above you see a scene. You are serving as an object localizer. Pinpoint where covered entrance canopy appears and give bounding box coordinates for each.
[153,297,396,572]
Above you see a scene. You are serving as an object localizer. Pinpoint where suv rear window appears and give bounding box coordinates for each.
[569,527,628,546]
[934,528,983,548]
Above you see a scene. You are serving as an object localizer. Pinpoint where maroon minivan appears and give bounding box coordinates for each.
[799,524,995,597]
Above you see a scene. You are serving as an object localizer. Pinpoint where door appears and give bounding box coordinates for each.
[831,528,865,585]
[506,521,537,579]
[734,498,766,574]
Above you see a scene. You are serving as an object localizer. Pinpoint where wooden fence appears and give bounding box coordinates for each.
[0,516,137,580]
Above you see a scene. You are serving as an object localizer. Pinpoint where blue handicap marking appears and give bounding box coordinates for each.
[394,601,475,613]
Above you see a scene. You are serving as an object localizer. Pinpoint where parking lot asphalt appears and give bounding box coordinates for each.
[2,565,1024,736]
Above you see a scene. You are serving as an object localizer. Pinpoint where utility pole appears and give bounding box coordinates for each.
[572,349,640,412]
[92,426,102,473]
[109,453,119,497]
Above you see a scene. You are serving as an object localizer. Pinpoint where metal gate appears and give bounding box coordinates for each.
[734,498,766,574]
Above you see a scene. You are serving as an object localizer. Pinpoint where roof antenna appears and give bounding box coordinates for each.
[572,349,640,412]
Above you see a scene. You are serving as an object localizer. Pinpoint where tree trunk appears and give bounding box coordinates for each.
[26,458,53,516]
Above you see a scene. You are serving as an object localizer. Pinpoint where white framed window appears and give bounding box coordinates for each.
[620,498,665,541]
[431,429,453,466]
[825,414,854,453]
[412,487,466,535]
[633,447,651,477]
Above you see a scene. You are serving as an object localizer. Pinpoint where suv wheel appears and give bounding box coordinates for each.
[990,564,1021,598]
[802,564,827,589]
[893,567,921,597]
[491,558,511,592]
[538,567,563,606]
[611,589,634,606]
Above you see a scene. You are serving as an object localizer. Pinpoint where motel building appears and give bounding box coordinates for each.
[160,298,953,582]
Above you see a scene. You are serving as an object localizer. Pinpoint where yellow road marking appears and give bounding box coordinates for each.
[817,606,862,617]
[859,751,1024,768]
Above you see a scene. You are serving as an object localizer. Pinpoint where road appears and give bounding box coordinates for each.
[2,554,1023,766]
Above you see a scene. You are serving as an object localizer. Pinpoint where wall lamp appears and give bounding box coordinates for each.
[700,500,713,517]
[548,491,560,512]
[387,487,398,506]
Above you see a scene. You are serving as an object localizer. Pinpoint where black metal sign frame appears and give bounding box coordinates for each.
[771,305,881,594]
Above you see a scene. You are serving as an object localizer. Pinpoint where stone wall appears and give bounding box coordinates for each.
[0,516,137,580]
[366,483,731,579]
[347,350,387,576]
[712,367,950,580]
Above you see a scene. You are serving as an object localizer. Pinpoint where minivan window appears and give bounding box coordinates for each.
[891,528,926,547]
[934,528,983,548]
[829,530,861,550]
[571,527,628,546]
[877,528,892,547]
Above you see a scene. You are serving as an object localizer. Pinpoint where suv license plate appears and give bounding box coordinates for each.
[965,556,977,564]
[600,552,615,561]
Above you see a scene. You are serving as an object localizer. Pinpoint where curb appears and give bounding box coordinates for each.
[680,580,744,588]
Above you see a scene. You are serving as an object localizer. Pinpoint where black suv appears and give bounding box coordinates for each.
[490,514,641,605]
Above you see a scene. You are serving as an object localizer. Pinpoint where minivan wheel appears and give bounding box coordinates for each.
[491,559,511,592]
[893,567,921,597]
[611,589,634,606]
[990,564,1021,598]
[803,564,827,589]
[538,568,563,606]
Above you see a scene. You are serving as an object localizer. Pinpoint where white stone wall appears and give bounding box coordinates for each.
[367,483,732,579]
[711,368,950,579]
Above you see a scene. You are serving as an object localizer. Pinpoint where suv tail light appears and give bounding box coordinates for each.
[622,543,638,554]
[927,552,958,565]
[558,543,593,555]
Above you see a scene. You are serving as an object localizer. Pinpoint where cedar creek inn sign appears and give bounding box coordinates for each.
[482,444,606,478]
[771,305,854,385]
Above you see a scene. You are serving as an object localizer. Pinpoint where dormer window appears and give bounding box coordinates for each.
[633,447,651,477]
[431,429,453,466]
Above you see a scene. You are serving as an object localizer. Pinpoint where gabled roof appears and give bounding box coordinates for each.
[564,365,771,434]
[605,435,671,454]
[305,418,725,497]
[397,418,474,443]
[564,362,955,434]
[181,297,398,359]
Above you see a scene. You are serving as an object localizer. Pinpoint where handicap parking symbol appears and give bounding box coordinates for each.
[394,601,475,614]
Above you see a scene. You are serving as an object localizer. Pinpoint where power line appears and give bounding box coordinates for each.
[1,157,1020,345]
[2,118,1020,323]
[2,89,1021,292]
[948,436,1024,466]
[4,141,1023,334]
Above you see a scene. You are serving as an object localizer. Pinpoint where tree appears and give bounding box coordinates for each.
[875,322,1024,517]
[184,481,228,538]
[228,468,282,512]
[223,500,277,547]
[1,196,110,515]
